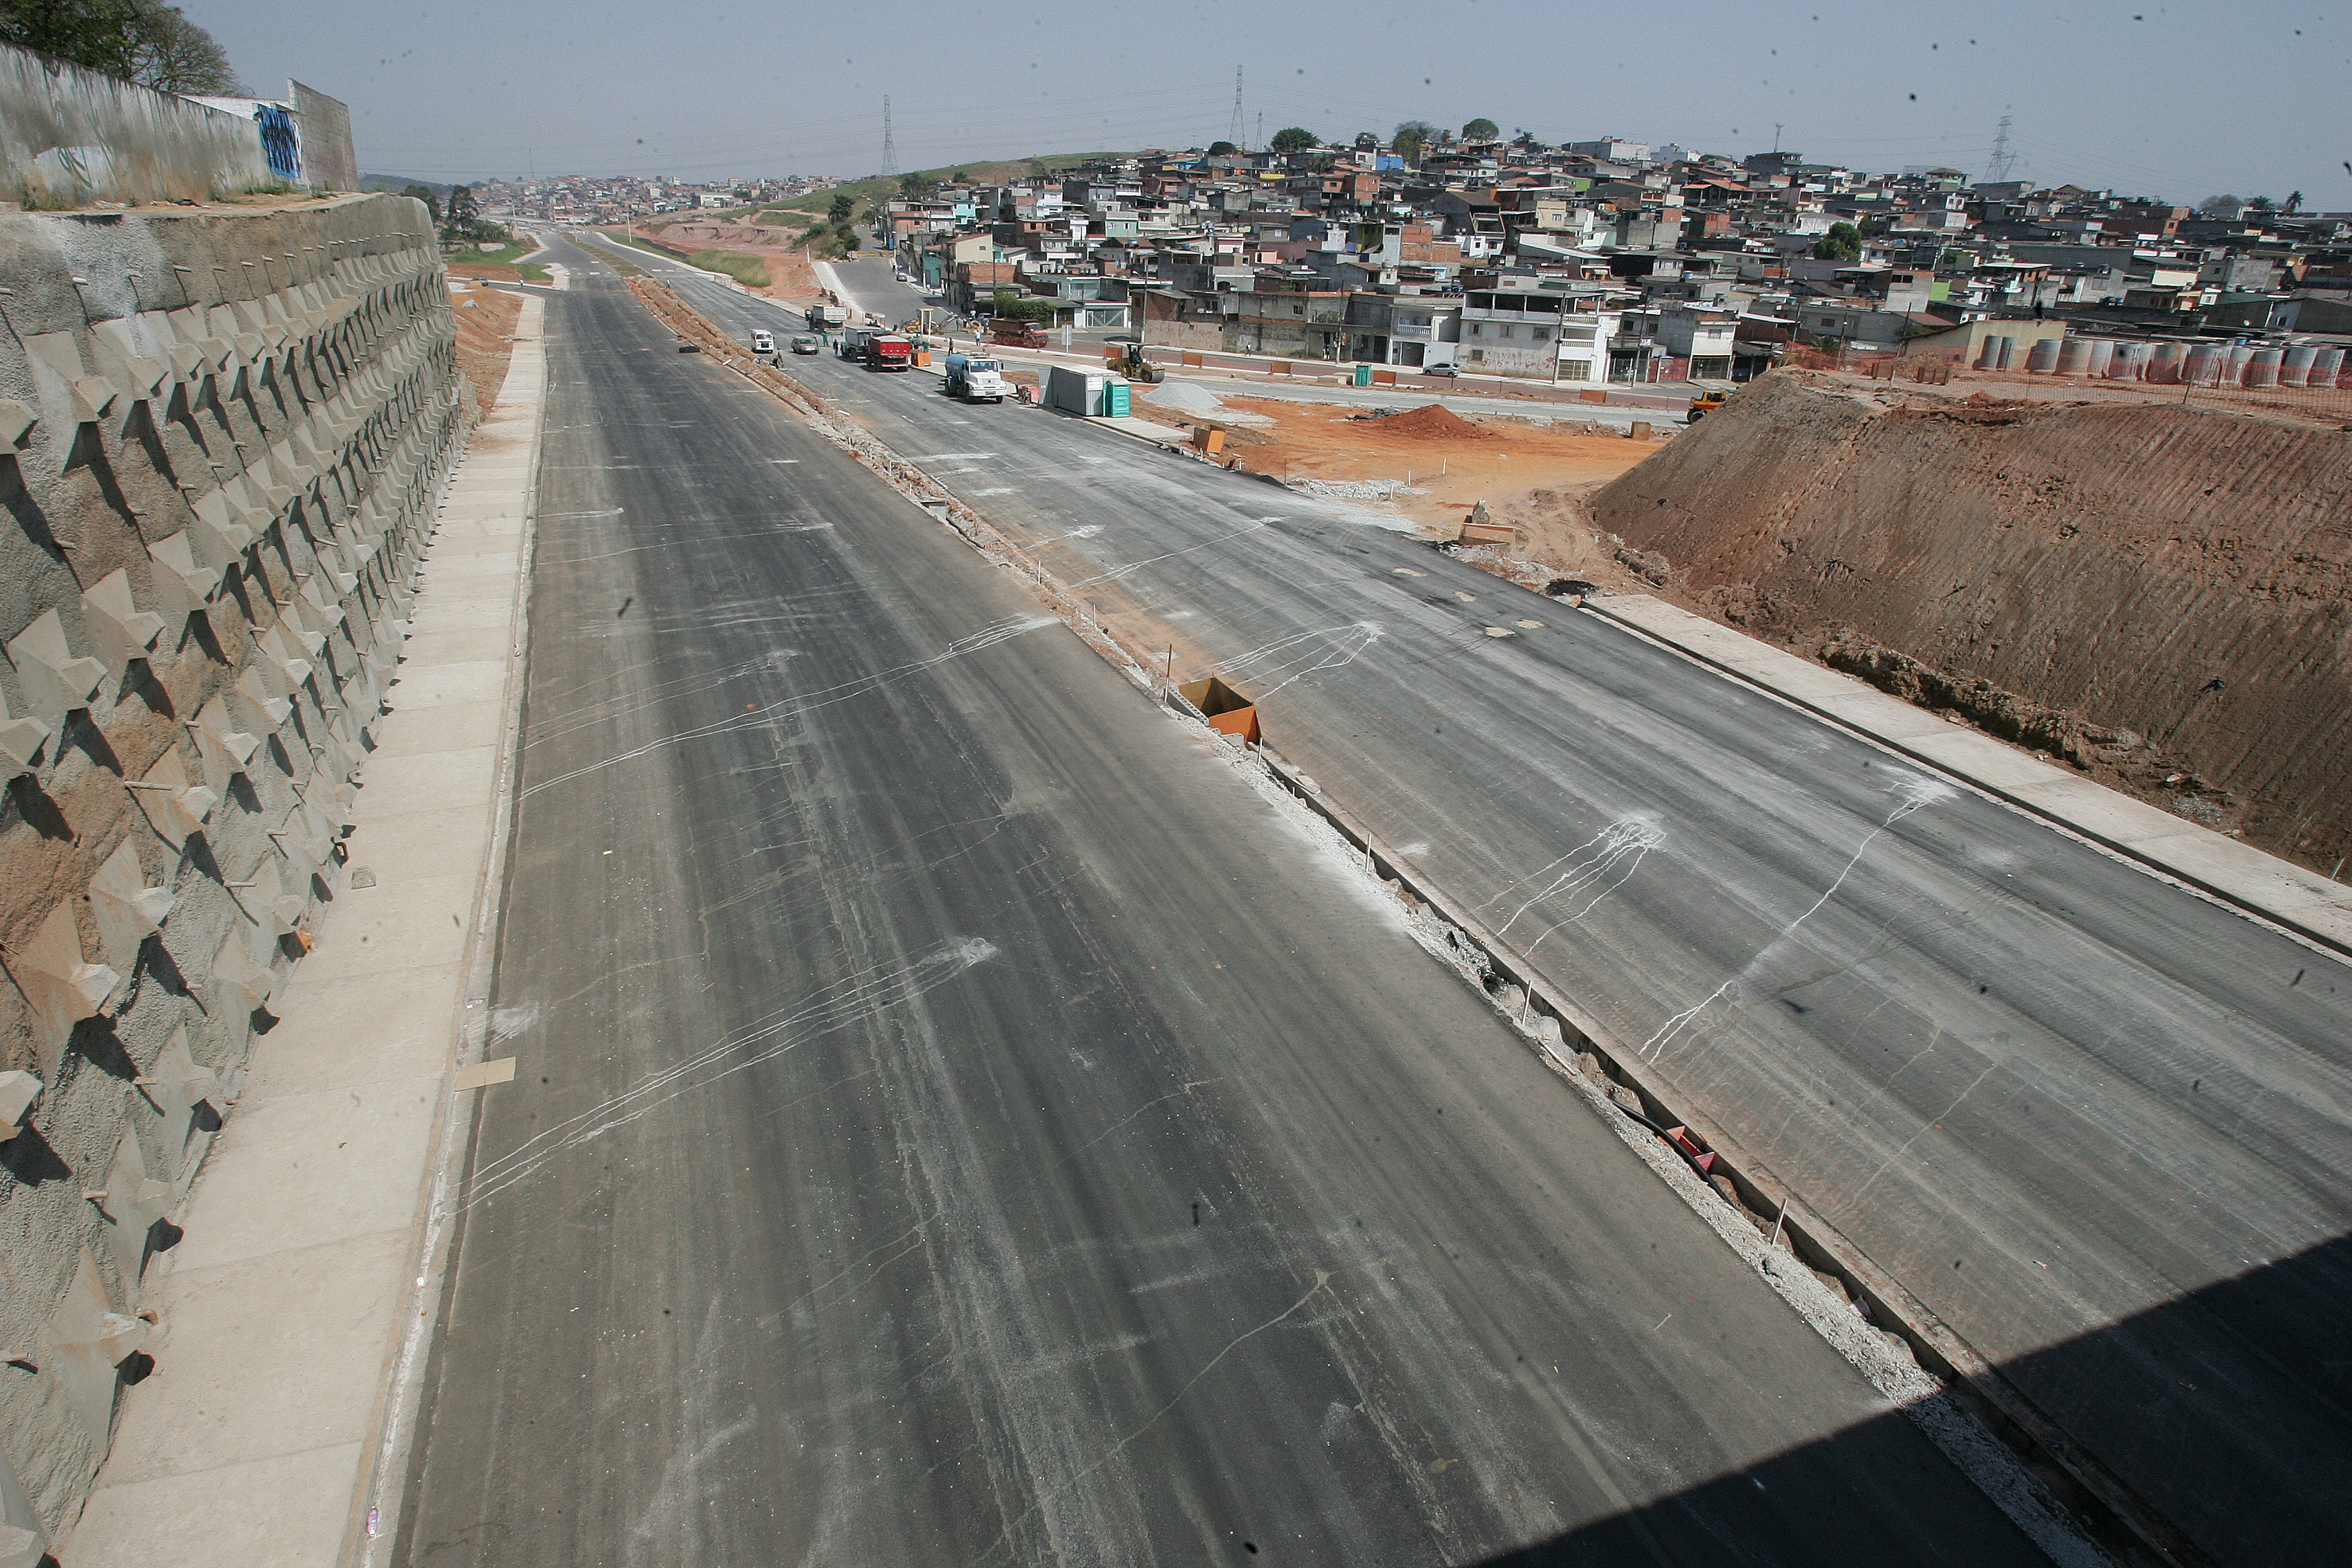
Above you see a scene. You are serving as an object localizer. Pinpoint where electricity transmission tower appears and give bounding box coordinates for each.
[1984,114,2016,184]
[1227,67,1244,147]
[882,96,897,177]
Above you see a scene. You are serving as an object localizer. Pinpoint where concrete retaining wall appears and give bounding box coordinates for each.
[1,44,273,209]
[0,191,467,1546]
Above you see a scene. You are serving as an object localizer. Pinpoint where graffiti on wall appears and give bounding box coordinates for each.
[253,102,301,182]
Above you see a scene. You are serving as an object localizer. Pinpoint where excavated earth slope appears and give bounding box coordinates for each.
[1594,371,2352,872]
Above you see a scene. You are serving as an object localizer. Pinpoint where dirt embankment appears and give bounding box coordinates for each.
[640,218,822,301]
[447,277,523,418]
[1133,391,1657,565]
[1594,371,2352,871]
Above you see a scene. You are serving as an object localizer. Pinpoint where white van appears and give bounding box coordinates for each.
[751,330,775,354]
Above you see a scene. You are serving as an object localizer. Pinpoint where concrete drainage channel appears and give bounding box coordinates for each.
[625,274,2153,1568]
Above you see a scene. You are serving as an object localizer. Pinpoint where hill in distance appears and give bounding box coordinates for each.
[360,173,456,202]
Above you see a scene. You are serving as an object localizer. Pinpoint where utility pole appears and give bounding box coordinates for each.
[882,95,897,177]
[1985,113,2016,184]
[1255,111,1264,152]
[1228,66,1244,148]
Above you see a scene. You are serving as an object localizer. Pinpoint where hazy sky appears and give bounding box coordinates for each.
[201,0,2346,206]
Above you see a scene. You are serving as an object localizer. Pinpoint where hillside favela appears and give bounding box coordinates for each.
[0,3,2345,1565]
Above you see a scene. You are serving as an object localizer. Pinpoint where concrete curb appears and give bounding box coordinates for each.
[1579,594,2352,961]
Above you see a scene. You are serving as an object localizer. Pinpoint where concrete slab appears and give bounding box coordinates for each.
[383,659,508,709]
[1808,692,1959,740]
[168,1078,438,1271]
[2007,775,2194,842]
[367,697,505,757]
[1887,728,2069,789]
[397,625,521,667]
[341,807,491,883]
[414,556,520,590]
[239,962,464,1100]
[404,596,521,634]
[68,1442,364,1568]
[280,873,476,980]
[97,1230,411,1483]
[349,746,496,814]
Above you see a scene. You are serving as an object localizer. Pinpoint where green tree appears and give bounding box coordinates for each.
[1937,247,1972,271]
[1461,117,1499,141]
[440,183,479,244]
[401,183,441,223]
[1206,140,1238,156]
[897,172,936,202]
[2284,190,2302,213]
[126,3,234,91]
[1391,119,1438,164]
[1268,126,1318,154]
[2,0,146,78]
[826,191,854,226]
[2247,194,2274,211]
[1811,222,1863,262]
[1,0,238,90]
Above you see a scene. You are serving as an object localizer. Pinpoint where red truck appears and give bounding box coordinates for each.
[867,334,914,371]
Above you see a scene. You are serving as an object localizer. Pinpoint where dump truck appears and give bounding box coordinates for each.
[803,303,847,330]
[866,334,914,371]
[989,320,1046,350]
[943,352,1009,403]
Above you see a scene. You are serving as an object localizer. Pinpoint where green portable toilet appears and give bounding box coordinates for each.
[1353,363,1373,387]
[1103,381,1131,417]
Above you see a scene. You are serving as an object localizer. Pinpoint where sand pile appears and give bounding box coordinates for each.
[1377,403,1490,440]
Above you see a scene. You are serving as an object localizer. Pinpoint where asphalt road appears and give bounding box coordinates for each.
[592,240,2352,1567]
[395,246,2057,1565]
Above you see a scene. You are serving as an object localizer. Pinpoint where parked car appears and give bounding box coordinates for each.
[1421,363,1459,378]
[790,334,820,354]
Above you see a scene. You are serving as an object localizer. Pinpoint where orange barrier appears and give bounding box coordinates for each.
[1179,676,1260,744]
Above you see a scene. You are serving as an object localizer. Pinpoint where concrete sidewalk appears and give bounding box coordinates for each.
[1590,593,2352,954]
[62,297,547,1567]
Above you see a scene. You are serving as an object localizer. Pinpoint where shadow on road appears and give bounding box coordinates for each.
[1470,1231,2352,1567]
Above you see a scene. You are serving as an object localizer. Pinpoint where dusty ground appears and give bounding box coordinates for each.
[447,277,524,418]
[640,219,824,302]
[1128,389,1668,587]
